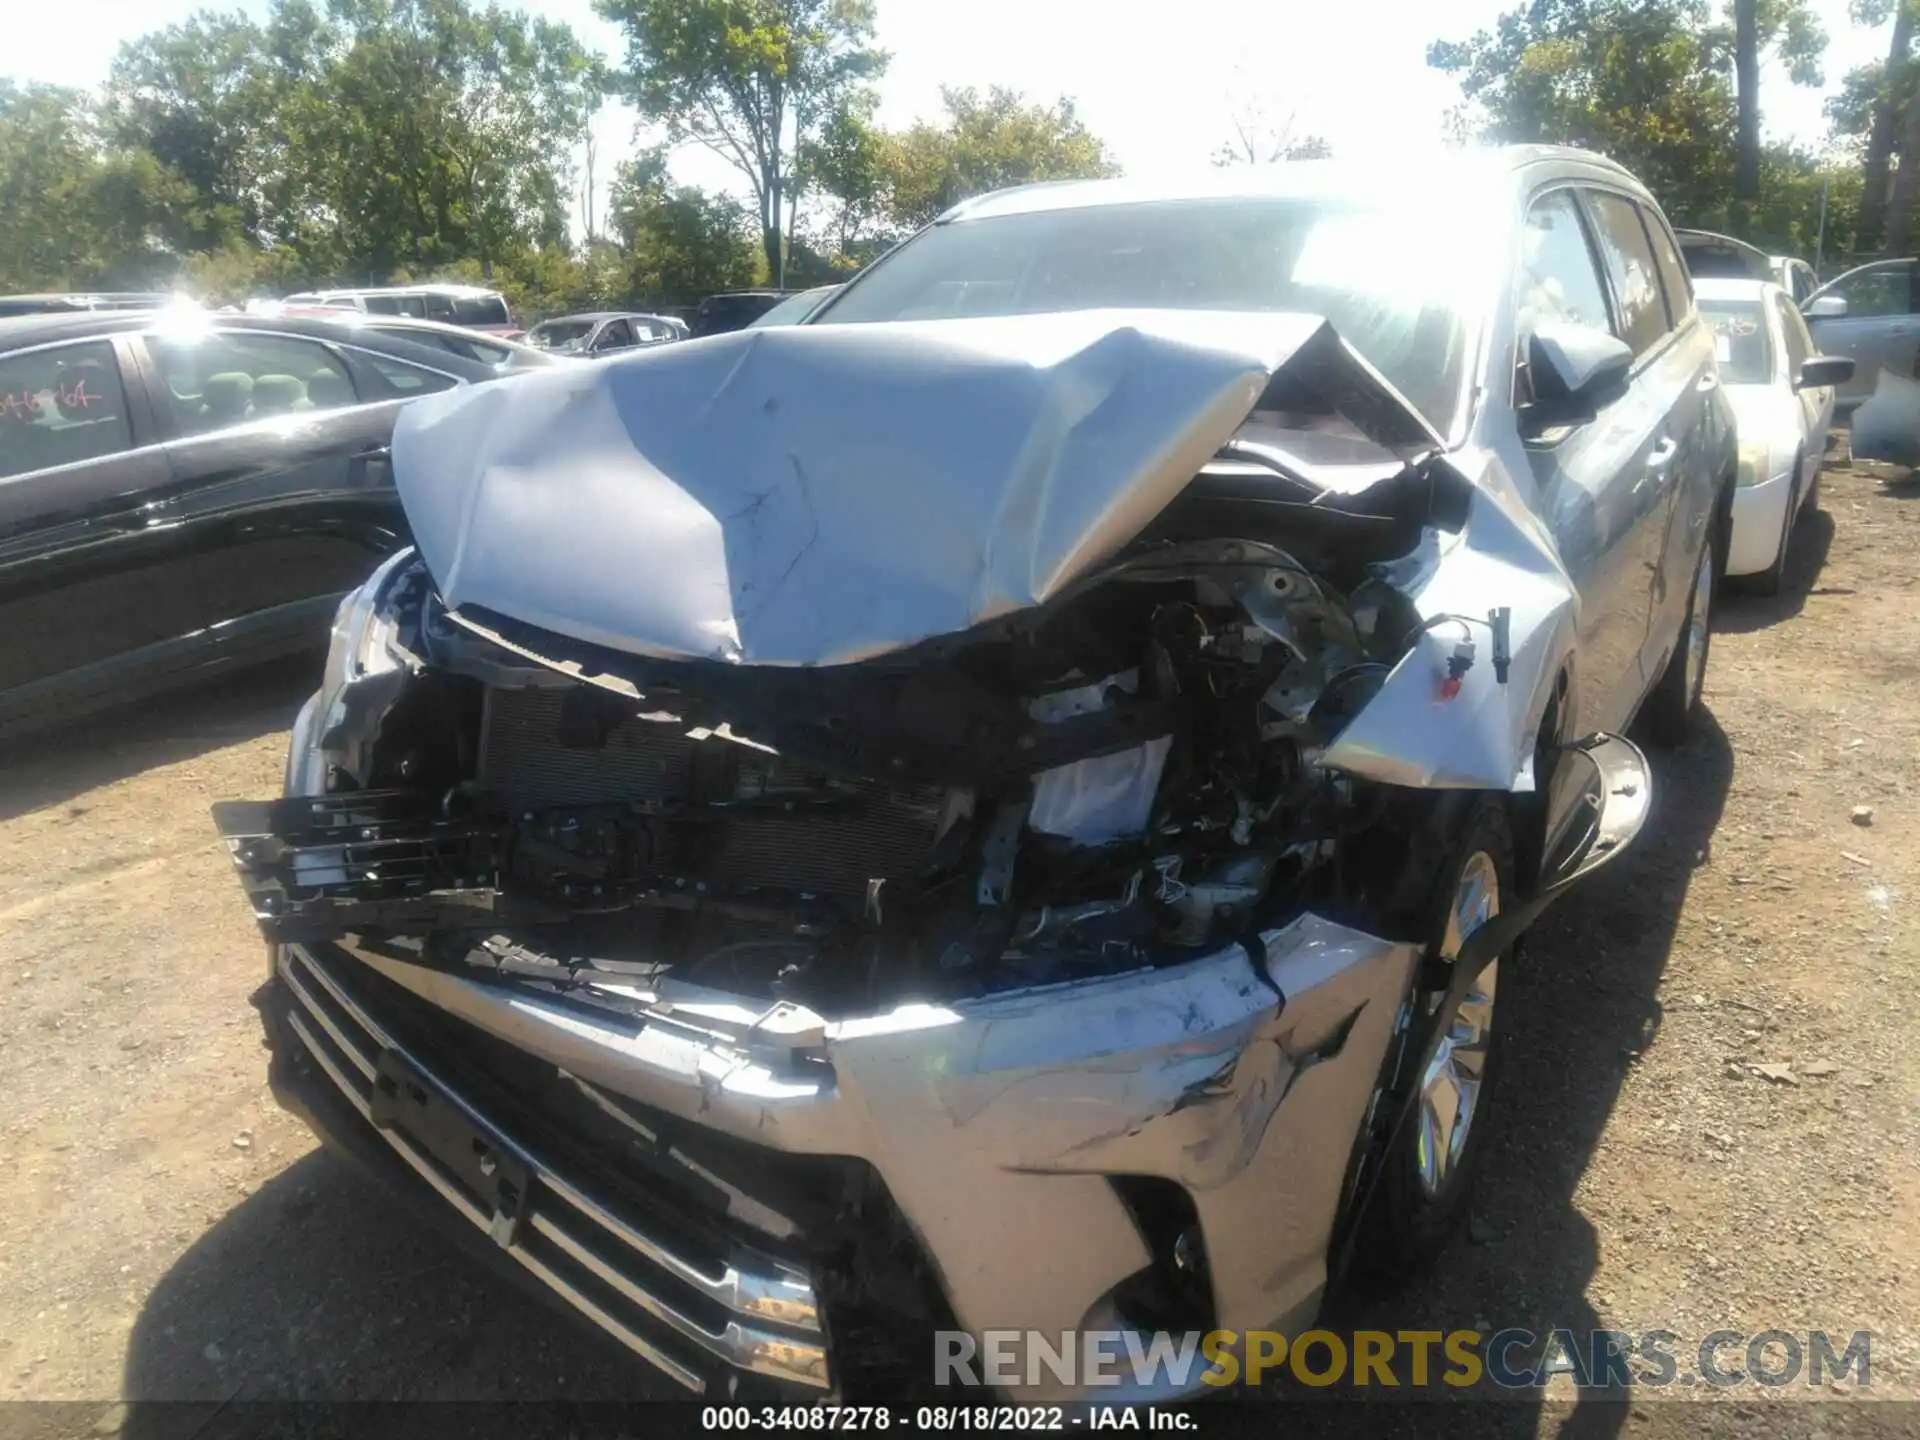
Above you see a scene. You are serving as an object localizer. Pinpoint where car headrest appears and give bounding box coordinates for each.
[252,373,306,414]
[305,368,353,408]
[201,372,255,421]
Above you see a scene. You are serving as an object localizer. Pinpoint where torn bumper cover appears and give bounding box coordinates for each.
[216,310,1653,1401]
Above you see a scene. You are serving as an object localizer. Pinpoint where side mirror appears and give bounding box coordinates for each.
[1805,294,1847,319]
[1527,321,1633,423]
[1797,354,1855,390]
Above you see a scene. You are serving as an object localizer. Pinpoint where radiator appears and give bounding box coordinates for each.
[479,685,949,903]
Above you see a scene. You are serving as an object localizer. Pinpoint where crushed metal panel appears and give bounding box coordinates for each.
[390,310,1432,669]
[1322,448,1580,790]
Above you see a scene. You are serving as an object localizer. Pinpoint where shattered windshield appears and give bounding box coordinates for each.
[813,196,1473,431]
[1699,300,1773,385]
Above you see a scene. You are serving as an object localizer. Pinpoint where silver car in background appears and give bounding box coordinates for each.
[212,147,1728,1402]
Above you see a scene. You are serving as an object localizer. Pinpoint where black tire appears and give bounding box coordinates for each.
[1745,461,1801,598]
[1641,496,1721,748]
[1349,797,1515,1285]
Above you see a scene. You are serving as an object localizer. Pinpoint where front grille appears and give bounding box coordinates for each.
[479,685,949,902]
[274,941,831,1394]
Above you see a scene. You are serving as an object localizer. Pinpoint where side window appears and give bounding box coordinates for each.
[1517,190,1615,337]
[363,295,402,315]
[357,353,461,399]
[600,319,635,349]
[147,331,358,436]
[454,295,510,327]
[395,295,428,319]
[1585,190,1670,357]
[0,340,134,479]
[423,293,457,323]
[1638,205,1693,325]
[1828,263,1914,317]
[1774,294,1812,373]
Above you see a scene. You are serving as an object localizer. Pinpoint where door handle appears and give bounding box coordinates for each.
[1696,371,1719,393]
[1647,436,1679,468]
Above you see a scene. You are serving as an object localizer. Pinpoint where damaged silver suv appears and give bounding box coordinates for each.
[214,146,1731,1401]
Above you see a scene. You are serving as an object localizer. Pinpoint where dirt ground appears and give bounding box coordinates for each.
[0,454,1915,1437]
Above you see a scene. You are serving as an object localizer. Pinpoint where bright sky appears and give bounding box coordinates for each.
[5,0,1894,232]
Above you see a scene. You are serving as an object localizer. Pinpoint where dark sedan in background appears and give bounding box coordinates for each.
[0,309,555,738]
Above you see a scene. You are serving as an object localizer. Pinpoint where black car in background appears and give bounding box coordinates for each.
[0,310,555,738]
[689,289,796,336]
[0,293,173,319]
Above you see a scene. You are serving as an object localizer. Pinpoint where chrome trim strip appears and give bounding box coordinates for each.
[279,960,376,1082]
[275,944,828,1392]
[528,1213,828,1387]
[535,1167,821,1333]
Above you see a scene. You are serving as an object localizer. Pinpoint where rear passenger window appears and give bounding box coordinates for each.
[1586,191,1671,357]
[147,331,359,436]
[357,353,461,399]
[1639,206,1694,325]
[0,341,134,479]
[1517,190,1614,335]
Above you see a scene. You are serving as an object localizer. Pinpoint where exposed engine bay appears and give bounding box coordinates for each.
[213,310,1606,1019]
[219,518,1499,1015]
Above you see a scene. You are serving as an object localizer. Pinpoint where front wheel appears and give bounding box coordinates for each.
[1349,797,1514,1283]
[1641,514,1717,748]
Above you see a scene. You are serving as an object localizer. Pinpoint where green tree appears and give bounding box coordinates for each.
[106,11,277,254]
[878,86,1119,231]
[1432,0,1738,225]
[1833,0,1919,249]
[1716,0,1826,205]
[0,81,190,292]
[596,0,887,284]
[278,0,598,278]
[607,150,762,301]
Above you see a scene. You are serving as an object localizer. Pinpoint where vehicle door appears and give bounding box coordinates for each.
[1514,187,1664,733]
[135,327,450,658]
[1803,259,1918,407]
[1605,192,1723,693]
[0,334,194,713]
[1773,290,1831,487]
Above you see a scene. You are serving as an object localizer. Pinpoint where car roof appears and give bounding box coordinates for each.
[0,309,514,377]
[304,283,503,299]
[1692,276,1786,303]
[937,145,1649,224]
[532,312,624,324]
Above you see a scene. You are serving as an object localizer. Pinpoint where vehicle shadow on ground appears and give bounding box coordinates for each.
[1313,711,1736,1439]
[117,1147,660,1430]
[0,656,318,822]
[1712,507,1834,635]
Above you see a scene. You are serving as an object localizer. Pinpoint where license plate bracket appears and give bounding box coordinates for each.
[370,1048,532,1246]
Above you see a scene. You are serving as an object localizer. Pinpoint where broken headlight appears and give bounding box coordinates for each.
[287,547,421,796]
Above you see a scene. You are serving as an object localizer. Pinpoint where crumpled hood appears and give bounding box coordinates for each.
[392,308,1440,667]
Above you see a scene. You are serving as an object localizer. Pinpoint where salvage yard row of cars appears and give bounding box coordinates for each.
[0,146,1876,1402]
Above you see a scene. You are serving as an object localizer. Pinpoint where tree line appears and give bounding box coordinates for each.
[0,0,1119,316]
[7,0,1919,320]
[1434,0,1920,268]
